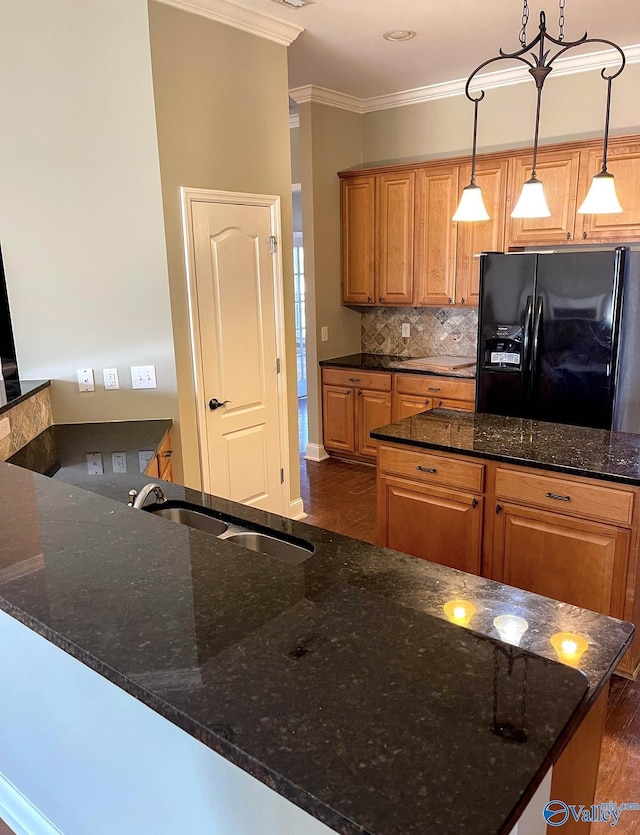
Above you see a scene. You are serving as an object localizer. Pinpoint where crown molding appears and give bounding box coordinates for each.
[156,0,304,46]
[291,43,640,114]
[289,85,363,112]
[289,112,300,128]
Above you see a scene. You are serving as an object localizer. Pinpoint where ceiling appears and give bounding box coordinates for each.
[226,0,640,99]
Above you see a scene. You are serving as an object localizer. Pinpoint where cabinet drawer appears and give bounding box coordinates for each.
[495,467,634,527]
[323,368,392,391]
[394,373,475,402]
[379,444,484,492]
[434,398,475,412]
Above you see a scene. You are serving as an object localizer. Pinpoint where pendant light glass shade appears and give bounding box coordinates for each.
[510,176,551,219]
[452,184,490,222]
[577,171,623,214]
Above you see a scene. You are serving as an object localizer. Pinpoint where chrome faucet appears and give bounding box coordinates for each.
[128,483,167,509]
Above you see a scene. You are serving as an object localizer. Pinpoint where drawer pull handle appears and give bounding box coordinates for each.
[428,387,442,392]
[348,378,361,383]
[545,491,571,502]
[416,465,437,474]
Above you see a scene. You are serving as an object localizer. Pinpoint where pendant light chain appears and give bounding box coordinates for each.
[520,0,530,48]
[558,0,566,41]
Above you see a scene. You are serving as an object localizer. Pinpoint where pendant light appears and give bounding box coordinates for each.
[453,99,490,222]
[455,0,626,222]
[578,75,623,214]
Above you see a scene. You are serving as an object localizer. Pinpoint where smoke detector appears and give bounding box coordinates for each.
[270,0,314,8]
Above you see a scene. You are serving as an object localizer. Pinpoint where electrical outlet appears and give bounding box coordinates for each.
[103,368,119,390]
[112,452,127,474]
[402,323,411,338]
[86,452,103,475]
[77,368,95,392]
[131,365,157,389]
[321,326,328,342]
[138,450,154,473]
[0,416,10,441]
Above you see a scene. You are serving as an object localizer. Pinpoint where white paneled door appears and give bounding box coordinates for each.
[184,192,289,515]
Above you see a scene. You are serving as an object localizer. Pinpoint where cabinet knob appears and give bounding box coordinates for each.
[496,504,503,515]
[566,232,571,239]
[583,231,588,239]
[367,296,372,303]
[379,296,383,303]
[357,390,362,396]
[460,298,466,305]
[471,498,478,509]
[448,298,453,304]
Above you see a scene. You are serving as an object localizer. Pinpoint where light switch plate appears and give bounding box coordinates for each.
[77,368,95,392]
[402,322,411,338]
[86,452,103,475]
[131,365,157,389]
[0,416,10,441]
[138,450,154,473]
[321,326,328,342]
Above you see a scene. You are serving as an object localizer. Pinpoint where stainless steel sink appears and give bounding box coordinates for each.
[142,499,313,564]
[221,531,312,565]
[148,505,229,536]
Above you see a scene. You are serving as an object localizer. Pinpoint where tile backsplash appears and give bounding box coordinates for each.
[361,307,478,358]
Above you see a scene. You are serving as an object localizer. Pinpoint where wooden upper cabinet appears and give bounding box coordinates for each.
[376,171,415,305]
[414,165,459,306]
[455,159,509,306]
[341,175,375,304]
[579,139,640,242]
[507,149,582,245]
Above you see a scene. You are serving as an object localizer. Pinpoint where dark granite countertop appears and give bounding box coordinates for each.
[0,378,50,416]
[0,460,632,835]
[372,409,640,487]
[320,353,476,379]
[8,420,172,482]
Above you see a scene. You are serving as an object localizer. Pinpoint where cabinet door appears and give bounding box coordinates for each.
[341,176,375,304]
[494,503,629,617]
[376,171,415,305]
[357,389,392,458]
[579,140,640,242]
[322,385,355,453]
[414,166,458,305]
[455,159,509,306]
[434,398,475,412]
[379,477,482,574]
[393,394,433,421]
[507,149,582,245]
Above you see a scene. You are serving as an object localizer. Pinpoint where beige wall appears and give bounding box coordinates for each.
[290,124,301,184]
[298,102,363,448]
[148,2,300,505]
[363,64,640,163]
[0,0,178,430]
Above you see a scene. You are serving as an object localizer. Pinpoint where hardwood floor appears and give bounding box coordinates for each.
[298,399,640,831]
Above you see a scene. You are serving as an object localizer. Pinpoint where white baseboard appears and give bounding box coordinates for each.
[304,443,329,462]
[288,497,306,520]
[0,772,62,835]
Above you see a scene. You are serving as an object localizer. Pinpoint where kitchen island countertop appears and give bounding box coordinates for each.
[371,408,640,486]
[0,459,633,835]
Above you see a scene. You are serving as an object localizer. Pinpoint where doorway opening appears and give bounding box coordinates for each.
[292,185,308,455]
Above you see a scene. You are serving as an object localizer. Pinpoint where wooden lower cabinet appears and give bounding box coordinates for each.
[378,476,483,574]
[377,442,640,676]
[322,386,355,453]
[357,390,392,458]
[322,380,391,461]
[393,394,433,420]
[494,503,629,618]
[144,430,174,483]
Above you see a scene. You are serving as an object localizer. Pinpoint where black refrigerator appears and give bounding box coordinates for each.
[475,247,640,433]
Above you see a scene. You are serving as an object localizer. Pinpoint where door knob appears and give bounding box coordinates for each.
[209,398,230,411]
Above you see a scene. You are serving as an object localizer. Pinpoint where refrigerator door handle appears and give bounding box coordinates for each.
[531,295,544,388]
[523,295,534,371]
